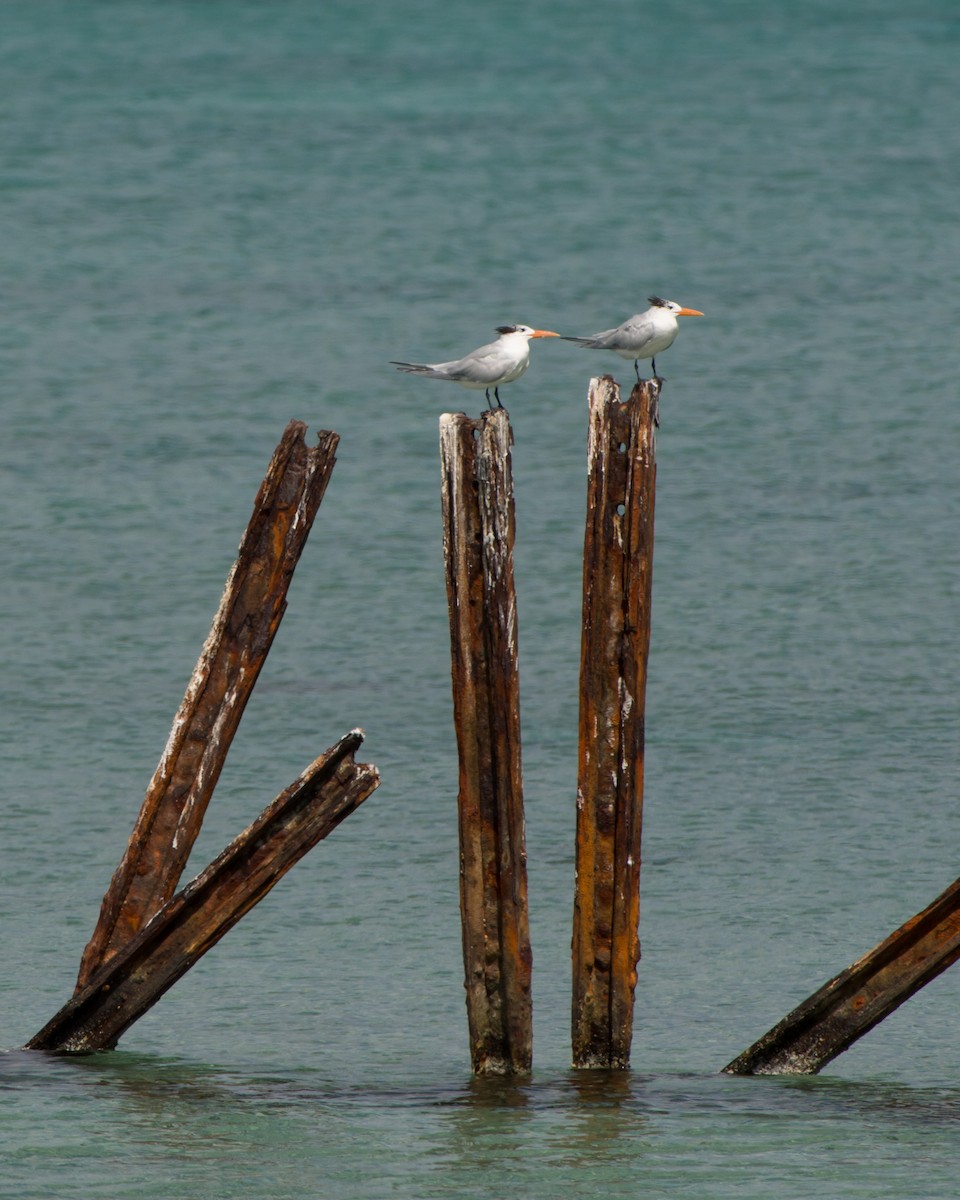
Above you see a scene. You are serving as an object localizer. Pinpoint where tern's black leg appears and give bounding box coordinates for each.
[494,387,504,409]
[650,357,657,378]
[484,388,494,410]
[634,359,642,382]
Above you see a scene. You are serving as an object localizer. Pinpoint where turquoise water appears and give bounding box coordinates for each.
[2,1,959,1195]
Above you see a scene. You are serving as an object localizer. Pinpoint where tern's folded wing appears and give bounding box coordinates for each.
[442,343,508,383]
[603,313,657,350]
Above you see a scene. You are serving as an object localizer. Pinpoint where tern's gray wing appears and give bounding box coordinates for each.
[441,340,510,383]
[562,312,655,351]
[592,312,657,351]
[391,343,498,380]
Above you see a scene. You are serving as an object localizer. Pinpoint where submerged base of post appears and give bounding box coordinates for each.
[723,874,960,1075]
[27,732,379,1054]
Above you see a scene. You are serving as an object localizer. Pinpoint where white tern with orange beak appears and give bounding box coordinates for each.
[562,297,704,380]
[392,324,559,409]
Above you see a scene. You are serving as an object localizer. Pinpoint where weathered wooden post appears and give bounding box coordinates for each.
[76,421,339,990]
[572,375,659,1068]
[723,874,960,1075]
[28,731,379,1053]
[439,408,533,1075]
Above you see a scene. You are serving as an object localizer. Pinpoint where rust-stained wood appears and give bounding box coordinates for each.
[572,375,659,1069]
[439,408,533,1075]
[28,731,379,1053]
[76,421,339,990]
[723,875,960,1075]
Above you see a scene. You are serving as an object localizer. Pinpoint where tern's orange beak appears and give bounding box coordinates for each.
[531,329,560,338]
[676,307,704,317]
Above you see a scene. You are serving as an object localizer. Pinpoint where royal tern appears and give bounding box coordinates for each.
[562,296,704,380]
[391,324,559,409]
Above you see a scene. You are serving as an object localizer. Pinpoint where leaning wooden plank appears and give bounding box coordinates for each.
[76,421,339,990]
[439,408,533,1075]
[572,376,659,1068]
[28,731,378,1053]
[723,875,960,1075]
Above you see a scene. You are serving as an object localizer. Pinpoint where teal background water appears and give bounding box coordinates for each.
[2,1,959,1196]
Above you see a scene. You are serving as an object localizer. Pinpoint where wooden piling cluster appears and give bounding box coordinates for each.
[22,375,959,1076]
[28,421,379,1053]
[439,409,533,1075]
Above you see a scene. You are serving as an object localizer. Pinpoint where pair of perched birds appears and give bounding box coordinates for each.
[391,296,704,410]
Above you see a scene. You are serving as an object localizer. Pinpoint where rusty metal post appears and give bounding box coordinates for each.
[76,421,339,989]
[439,408,533,1075]
[723,875,960,1075]
[28,731,379,1053]
[572,375,659,1068]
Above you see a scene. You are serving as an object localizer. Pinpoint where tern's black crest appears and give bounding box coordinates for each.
[495,325,519,334]
[648,296,668,308]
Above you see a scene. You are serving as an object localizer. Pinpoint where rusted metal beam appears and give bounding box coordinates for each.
[572,376,659,1069]
[439,408,533,1075]
[76,421,339,990]
[723,875,960,1075]
[27,731,379,1053]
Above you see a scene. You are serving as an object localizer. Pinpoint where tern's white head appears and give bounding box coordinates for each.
[648,297,704,319]
[495,324,560,340]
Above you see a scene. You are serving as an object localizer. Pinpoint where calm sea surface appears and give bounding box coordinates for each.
[2,2,959,1196]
